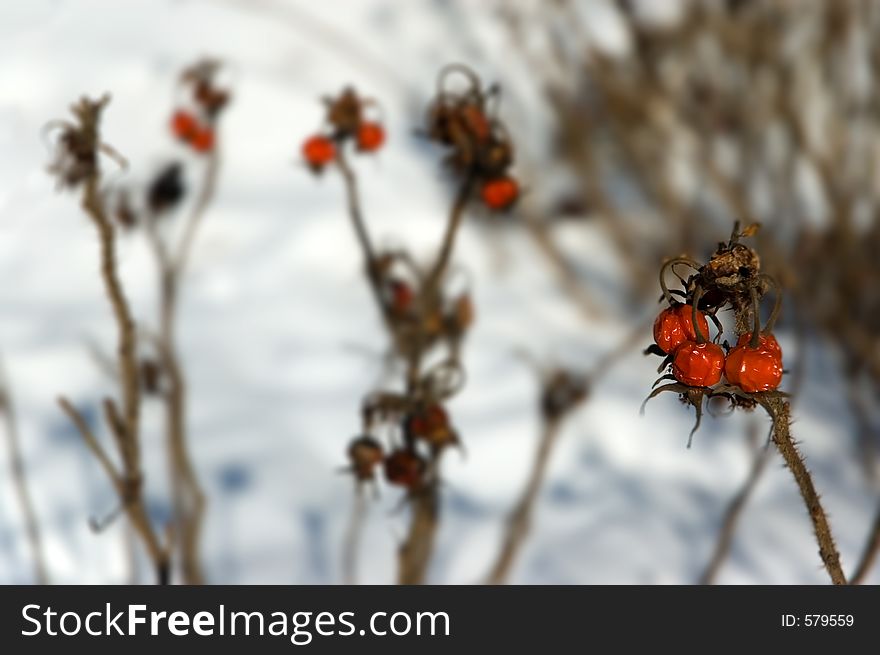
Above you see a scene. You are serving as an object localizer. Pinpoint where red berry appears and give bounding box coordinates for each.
[171,110,198,141]
[653,304,711,354]
[384,449,425,489]
[387,279,414,315]
[356,122,385,152]
[302,135,336,172]
[736,332,781,357]
[481,176,519,210]
[725,337,783,393]
[190,126,215,153]
[672,341,725,387]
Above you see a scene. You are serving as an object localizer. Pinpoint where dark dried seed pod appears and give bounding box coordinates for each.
[147,162,186,216]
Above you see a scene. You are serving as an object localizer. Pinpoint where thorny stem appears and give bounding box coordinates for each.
[0,359,49,584]
[699,428,772,585]
[849,500,880,584]
[486,417,562,584]
[758,396,847,585]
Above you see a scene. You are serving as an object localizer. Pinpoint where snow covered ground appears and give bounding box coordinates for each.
[0,0,877,584]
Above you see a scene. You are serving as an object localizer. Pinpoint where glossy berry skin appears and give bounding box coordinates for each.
[302,135,336,171]
[653,304,711,354]
[725,338,783,393]
[191,127,215,154]
[356,122,385,152]
[736,332,781,357]
[672,341,725,387]
[171,110,198,141]
[384,449,424,489]
[481,176,519,211]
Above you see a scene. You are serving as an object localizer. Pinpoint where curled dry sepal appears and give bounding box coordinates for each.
[641,223,786,447]
[46,95,115,190]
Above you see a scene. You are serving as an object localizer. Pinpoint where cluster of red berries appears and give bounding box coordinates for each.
[301,88,385,174]
[644,225,787,444]
[425,65,520,211]
[345,399,458,491]
[168,60,229,155]
[170,110,215,154]
[653,303,783,392]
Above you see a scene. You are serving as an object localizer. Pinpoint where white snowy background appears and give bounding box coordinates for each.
[0,0,877,584]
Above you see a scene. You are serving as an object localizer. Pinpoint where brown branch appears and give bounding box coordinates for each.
[758,396,847,585]
[850,500,880,585]
[58,397,121,486]
[143,154,216,585]
[699,430,772,585]
[0,359,49,584]
[397,460,440,585]
[424,174,476,297]
[486,417,562,584]
[56,105,170,583]
[83,177,140,445]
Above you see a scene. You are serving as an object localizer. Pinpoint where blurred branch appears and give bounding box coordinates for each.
[486,416,562,585]
[53,97,170,585]
[0,358,49,584]
[758,396,847,585]
[850,500,880,585]
[699,423,772,585]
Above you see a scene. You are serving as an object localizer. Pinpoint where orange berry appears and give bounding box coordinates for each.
[481,176,519,210]
[356,122,385,152]
[736,332,782,357]
[302,135,336,172]
[170,110,198,141]
[653,304,711,354]
[672,341,725,387]
[190,126,215,153]
[725,338,783,393]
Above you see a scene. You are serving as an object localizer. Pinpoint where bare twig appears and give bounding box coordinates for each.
[849,500,880,585]
[758,396,847,585]
[699,426,772,585]
[54,97,170,584]
[0,358,49,584]
[486,417,562,584]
